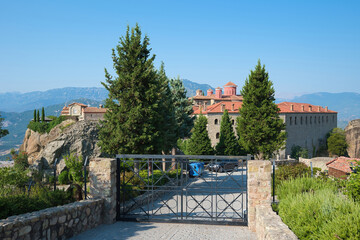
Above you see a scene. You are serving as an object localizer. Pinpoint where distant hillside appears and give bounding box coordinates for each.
[0,98,103,159]
[0,87,108,112]
[278,92,360,129]
[182,79,214,97]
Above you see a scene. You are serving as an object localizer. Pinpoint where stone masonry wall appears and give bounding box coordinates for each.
[247,160,272,232]
[89,158,117,224]
[0,199,104,240]
[255,205,298,240]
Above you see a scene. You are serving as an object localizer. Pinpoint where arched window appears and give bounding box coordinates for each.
[216,133,220,139]
[231,119,235,125]
[305,116,308,125]
[301,116,303,125]
[214,119,218,125]
[322,116,324,123]
[295,117,297,125]
[289,117,292,125]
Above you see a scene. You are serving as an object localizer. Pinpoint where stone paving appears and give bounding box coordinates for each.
[70,221,256,240]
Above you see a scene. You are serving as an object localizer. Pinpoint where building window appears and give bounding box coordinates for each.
[216,132,220,139]
[326,116,328,123]
[305,116,308,125]
[314,116,316,124]
[289,117,292,125]
[318,116,320,124]
[295,117,297,125]
[322,116,324,123]
[310,116,312,124]
[215,119,218,125]
[300,116,303,125]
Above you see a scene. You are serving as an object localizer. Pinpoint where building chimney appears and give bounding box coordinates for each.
[215,87,222,99]
[301,105,304,111]
[325,106,328,112]
[196,89,203,96]
[99,104,103,108]
[309,105,312,112]
[207,89,213,96]
[221,104,225,112]
[290,104,294,111]
[318,106,321,112]
[231,104,235,111]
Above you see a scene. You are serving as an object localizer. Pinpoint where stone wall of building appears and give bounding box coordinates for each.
[83,113,105,121]
[280,113,337,158]
[206,113,238,146]
[0,199,104,240]
[255,205,298,240]
[89,158,117,224]
[299,157,334,171]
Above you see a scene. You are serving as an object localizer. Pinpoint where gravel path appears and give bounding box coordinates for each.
[70,221,256,240]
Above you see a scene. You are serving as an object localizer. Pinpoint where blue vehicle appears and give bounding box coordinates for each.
[189,162,205,177]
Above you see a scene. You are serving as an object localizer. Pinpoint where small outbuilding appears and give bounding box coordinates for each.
[326,157,360,179]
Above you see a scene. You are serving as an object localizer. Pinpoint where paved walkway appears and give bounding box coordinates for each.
[70,221,256,240]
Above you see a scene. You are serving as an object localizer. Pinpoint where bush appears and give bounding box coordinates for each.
[290,145,309,160]
[344,162,360,201]
[0,167,30,195]
[64,153,84,186]
[58,171,69,185]
[12,151,29,170]
[274,163,320,187]
[27,116,66,134]
[327,128,348,157]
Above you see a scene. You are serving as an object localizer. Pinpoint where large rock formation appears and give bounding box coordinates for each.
[20,119,102,170]
[345,119,360,158]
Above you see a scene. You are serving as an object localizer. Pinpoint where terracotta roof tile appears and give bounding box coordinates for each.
[223,81,237,87]
[68,102,88,107]
[278,102,337,113]
[194,101,243,114]
[83,107,107,113]
[326,157,360,173]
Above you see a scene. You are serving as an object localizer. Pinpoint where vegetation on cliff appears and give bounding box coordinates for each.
[27,115,66,134]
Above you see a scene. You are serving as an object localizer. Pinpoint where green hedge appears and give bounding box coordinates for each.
[27,116,66,134]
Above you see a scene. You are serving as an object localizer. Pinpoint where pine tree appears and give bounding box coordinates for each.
[36,110,40,123]
[187,115,214,155]
[99,24,170,155]
[170,77,195,140]
[216,110,242,156]
[41,107,45,122]
[0,113,9,138]
[236,60,286,159]
[33,109,36,122]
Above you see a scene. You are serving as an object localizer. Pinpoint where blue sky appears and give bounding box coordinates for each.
[0,0,359,98]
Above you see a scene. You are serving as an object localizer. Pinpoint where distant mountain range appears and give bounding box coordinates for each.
[0,80,359,158]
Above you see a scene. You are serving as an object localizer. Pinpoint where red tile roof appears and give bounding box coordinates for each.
[68,102,88,107]
[192,95,243,101]
[194,101,243,114]
[326,157,360,173]
[83,107,107,113]
[223,81,237,87]
[278,102,337,113]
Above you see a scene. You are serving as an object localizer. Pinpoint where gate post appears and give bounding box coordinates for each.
[89,158,117,224]
[247,160,272,231]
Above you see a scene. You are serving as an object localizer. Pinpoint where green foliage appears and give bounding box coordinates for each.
[236,60,286,159]
[0,167,30,195]
[33,109,36,122]
[58,170,70,185]
[12,151,29,171]
[27,116,66,134]
[37,110,40,123]
[59,121,75,131]
[344,161,360,201]
[177,138,191,154]
[41,107,45,122]
[170,77,195,140]
[216,110,243,156]
[99,24,174,155]
[290,145,309,160]
[327,128,348,157]
[0,113,9,138]
[64,153,84,186]
[187,115,214,155]
[275,163,321,187]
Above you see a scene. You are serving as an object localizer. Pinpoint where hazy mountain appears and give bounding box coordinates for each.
[182,79,214,97]
[0,87,108,112]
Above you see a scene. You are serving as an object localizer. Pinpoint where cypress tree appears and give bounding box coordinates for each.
[236,60,286,159]
[99,24,168,155]
[216,110,242,156]
[41,107,45,122]
[33,109,36,122]
[0,113,9,138]
[36,110,40,123]
[187,115,214,155]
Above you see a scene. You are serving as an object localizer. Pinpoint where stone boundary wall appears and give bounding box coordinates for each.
[0,198,104,240]
[299,157,334,171]
[255,205,298,240]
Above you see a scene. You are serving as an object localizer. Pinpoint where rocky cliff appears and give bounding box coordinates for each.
[20,119,101,170]
[345,119,360,158]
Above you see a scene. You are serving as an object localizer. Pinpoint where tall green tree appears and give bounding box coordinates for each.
[327,128,348,156]
[170,77,195,140]
[33,109,36,122]
[187,115,214,155]
[216,110,242,155]
[41,107,45,122]
[0,113,9,138]
[36,110,40,123]
[236,60,286,159]
[99,24,170,155]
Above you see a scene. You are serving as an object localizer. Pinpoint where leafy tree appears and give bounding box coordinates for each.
[290,145,309,160]
[33,109,37,122]
[0,113,9,138]
[99,24,170,155]
[12,151,29,171]
[41,107,45,122]
[170,77,195,140]
[236,60,286,159]
[327,128,348,156]
[187,115,214,155]
[216,110,242,155]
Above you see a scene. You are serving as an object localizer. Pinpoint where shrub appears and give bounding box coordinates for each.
[58,171,69,185]
[344,162,360,201]
[64,153,84,186]
[0,167,29,195]
[274,163,320,187]
[27,116,66,134]
[290,145,309,160]
[327,128,348,157]
[12,151,29,170]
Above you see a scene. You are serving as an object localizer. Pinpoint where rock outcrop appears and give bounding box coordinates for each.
[20,120,101,170]
[345,119,360,158]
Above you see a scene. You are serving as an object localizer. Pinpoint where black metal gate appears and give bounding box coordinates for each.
[116,154,248,225]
